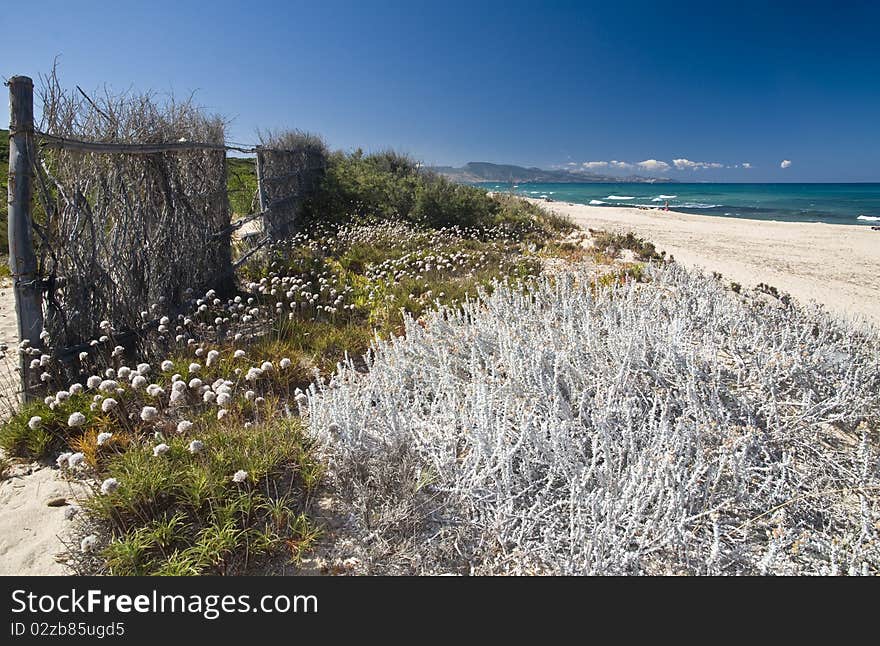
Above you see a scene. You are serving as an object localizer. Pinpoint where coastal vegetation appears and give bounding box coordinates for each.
[0,148,578,574]
[1,133,878,576]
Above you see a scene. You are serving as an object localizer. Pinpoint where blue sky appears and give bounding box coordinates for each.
[2,0,878,181]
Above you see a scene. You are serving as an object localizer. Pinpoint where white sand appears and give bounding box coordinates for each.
[0,464,89,575]
[0,280,84,575]
[534,199,880,326]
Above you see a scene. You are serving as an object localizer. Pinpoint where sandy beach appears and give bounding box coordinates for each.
[532,199,880,326]
[0,279,86,575]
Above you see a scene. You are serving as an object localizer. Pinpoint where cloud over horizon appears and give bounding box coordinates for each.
[570,157,755,174]
[780,159,792,169]
[672,158,725,170]
[637,159,671,172]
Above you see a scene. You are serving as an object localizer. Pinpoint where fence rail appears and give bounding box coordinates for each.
[36,130,255,154]
[5,74,327,401]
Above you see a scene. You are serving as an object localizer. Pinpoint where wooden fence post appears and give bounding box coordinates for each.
[6,76,43,401]
[254,147,271,238]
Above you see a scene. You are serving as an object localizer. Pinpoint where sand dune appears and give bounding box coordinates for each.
[533,199,880,326]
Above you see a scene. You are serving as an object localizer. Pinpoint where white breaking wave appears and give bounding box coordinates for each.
[606,195,635,200]
[658,194,677,199]
[856,215,880,221]
[678,202,721,209]
[589,200,607,205]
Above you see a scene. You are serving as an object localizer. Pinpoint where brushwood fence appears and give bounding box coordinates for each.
[5,75,327,400]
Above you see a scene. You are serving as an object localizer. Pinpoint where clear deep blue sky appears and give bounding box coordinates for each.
[2,0,878,181]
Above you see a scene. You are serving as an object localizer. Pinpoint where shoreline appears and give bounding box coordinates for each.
[528,198,880,325]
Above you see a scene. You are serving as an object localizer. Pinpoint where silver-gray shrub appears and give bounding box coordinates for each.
[307,264,880,575]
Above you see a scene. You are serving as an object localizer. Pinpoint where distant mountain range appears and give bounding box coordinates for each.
[430,161,674,184]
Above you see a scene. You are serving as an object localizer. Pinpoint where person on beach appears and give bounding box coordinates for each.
[664,201,670,211]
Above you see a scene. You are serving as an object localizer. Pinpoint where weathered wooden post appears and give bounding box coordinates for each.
[6,76,43,401]
[254,146,272,239]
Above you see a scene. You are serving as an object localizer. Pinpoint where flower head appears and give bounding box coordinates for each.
[68,452,85,468]
[152,443,170,457]
[80,535,98,553]
[140,406,159,422]
[101,398,118,413]
[176,420,193,434]
[188,439,205,454]
[28,416,42,430]
[232,469,248,483]
[96,432,113,446]
[68,412,87,428]
[100,477,119,495]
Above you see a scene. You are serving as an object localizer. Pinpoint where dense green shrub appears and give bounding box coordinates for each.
[302,149,571,236]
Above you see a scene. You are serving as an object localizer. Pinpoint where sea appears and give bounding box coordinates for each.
[477,182,880,226]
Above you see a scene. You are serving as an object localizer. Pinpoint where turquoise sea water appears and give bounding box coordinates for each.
[477,182,880,226]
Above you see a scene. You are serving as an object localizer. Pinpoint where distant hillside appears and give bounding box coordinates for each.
[431,161,673,184]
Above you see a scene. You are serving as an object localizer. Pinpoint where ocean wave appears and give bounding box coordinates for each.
[677,202,722,209]
[856,215,880,221]
[658,194,677,199]
[589,200,607,205]
[605,195,635,200]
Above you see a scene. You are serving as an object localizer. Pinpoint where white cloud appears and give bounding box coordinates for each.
[609,160,634,170]
[637,159,670,172]
[780,159,792,169]
[742,162,752,169]
[672,158,724,171]
[582,161,609,169]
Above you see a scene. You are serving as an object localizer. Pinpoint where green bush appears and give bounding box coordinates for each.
[302,149,571,237]
[226,157,258,216]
